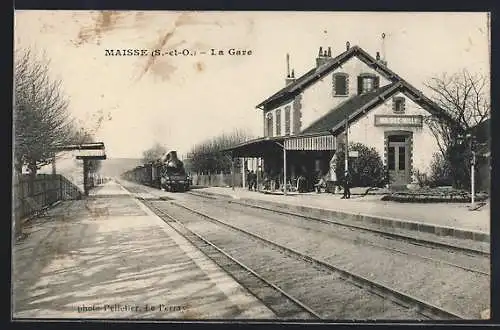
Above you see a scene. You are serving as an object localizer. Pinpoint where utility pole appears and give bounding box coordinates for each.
[344,113,349,173]
[51,152,57,175]
[469,134,476,207]
[459,132,476,207]
[471,149,476,206]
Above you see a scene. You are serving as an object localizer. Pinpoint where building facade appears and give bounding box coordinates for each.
[227,43,454,189]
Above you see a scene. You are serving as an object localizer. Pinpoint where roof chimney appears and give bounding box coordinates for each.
[286,53,290,77]
[346,41,350,51]
[316,46,331,67]
[286,53,296,86]
[380,33,388,66]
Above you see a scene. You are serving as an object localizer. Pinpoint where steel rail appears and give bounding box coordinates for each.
[141,200,322,320]
[172,200,466,320]
[187,191,489,257]
[188,196,489,276]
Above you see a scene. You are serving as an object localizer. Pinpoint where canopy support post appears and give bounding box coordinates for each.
[283,146,287,196]
[231,153,235,191]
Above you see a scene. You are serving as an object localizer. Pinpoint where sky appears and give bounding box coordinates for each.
[14,11,490,159]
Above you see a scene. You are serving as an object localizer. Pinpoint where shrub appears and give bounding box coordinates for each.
[429,152,453,187]
[412,168,430,187]
[335,142,385,187]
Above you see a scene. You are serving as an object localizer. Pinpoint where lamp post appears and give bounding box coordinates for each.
[344,113,349,174]
[457,132,476,207]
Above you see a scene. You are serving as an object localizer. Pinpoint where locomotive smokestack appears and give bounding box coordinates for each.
[169,151,178,160]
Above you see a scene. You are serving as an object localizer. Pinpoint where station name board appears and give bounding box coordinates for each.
[374,115,423,127]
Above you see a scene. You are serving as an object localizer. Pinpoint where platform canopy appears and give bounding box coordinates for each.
[223,132,336,158]
[55,142,105,151]
[55,142,107,160]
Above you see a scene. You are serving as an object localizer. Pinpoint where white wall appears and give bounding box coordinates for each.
[264,99,294,137]
[348,91,439,174]
[299,56,391,131]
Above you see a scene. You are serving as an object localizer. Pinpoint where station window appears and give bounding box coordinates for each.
[358,74,380,94]
[276,109,281,136]
[393,97,406,114]
[332,73,349,96]
[284,106,291,135]
[266,112,273,137]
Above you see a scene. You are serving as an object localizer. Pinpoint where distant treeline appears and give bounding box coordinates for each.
[185,129,254,174]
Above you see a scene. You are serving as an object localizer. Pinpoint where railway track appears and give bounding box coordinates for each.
[188,197,489,277]
[187,190,489,258]
[140,197,465,320]
[141,200,320,320]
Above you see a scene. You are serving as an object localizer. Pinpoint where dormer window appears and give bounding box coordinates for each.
[357,73,380,94]
[332,73,349,96]
[393,96,406,114]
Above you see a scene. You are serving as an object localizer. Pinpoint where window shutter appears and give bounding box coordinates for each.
[332,75,336,96]
[345,75,350,95]
[276,109,281,136]
[392,98,397,112]
[373,76,380,90]
[357,76,363,95]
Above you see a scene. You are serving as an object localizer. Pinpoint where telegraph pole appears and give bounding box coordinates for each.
[344,113,349,173]
[469,134,476,207]
[459,132,476,207]
[471,150,476,206]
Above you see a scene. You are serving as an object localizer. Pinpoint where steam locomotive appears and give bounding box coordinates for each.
[121,151,191,192]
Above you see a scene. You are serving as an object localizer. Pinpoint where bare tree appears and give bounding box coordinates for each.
[424,69,490,188]
[187,129,254,174]
[142,142,168,164]
[424,69,490,157]
[14,47,75,178]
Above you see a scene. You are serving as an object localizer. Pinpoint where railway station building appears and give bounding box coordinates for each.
[225,43,455,191]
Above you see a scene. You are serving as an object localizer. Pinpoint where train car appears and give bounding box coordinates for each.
[142,163,154,186]
[160,151,191,192]
[151,160,163,189]
[121,151,191,192]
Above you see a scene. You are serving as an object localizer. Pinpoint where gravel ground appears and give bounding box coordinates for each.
[151,201,431,320]
[173,198,489,319]
[164,219,314,320]
[235,198,490,252]
[219,201,490,274]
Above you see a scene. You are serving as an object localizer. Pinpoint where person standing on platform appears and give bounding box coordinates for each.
[250,170,257,191]
[246,170,251,190]
[341,170,351,199]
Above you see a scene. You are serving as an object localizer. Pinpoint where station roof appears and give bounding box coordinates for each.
[222,136,285,157]
[222,132,336,157]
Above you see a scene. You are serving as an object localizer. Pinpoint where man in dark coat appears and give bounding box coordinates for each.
[341,170,351,199]
[246,170,252,190]
[248,170,255,190]
[250,170,257,191]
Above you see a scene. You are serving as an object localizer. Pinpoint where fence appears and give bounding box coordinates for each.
[13,174,83,235]
[191,172,243,188]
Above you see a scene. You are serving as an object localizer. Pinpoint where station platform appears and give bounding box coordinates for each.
[13,180,275,319]
[191,186,490,241]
